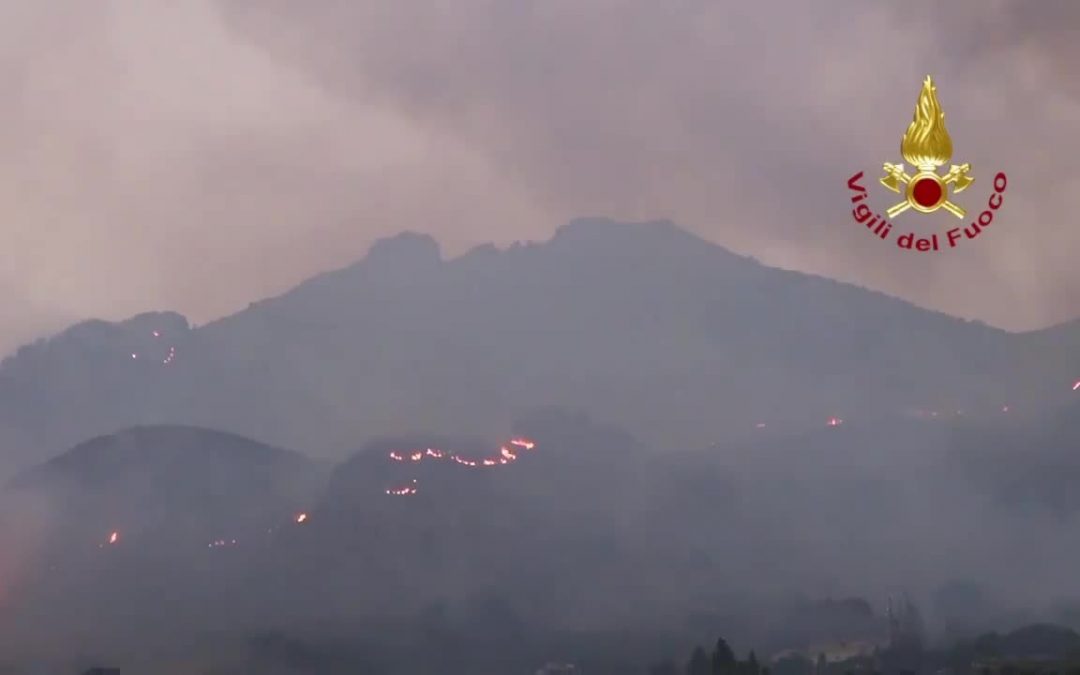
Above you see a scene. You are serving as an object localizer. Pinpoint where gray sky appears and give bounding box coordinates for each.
[3,0,1079,357]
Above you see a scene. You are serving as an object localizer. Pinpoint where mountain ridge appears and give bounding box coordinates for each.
[1,217,1078,477]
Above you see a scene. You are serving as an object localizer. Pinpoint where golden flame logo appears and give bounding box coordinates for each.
[879,76,973,218]
[847,76,1008,251]
[901,76,952,170]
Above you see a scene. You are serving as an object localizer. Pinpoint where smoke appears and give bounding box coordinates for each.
[4,1,1080,358]
[213,0,1080,332]
[0,486,58,658]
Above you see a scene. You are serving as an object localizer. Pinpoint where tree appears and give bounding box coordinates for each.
[815,653,827,675]
[688,647,711,675]
[747,650,761,675]
[712,638,737,675]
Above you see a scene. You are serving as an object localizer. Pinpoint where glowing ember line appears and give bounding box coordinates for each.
[386,479,419,496]
[1073,381,1080,391]
[382,437,537,494]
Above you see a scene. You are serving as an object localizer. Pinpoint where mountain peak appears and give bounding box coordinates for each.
[13,424,309,490]
[365,231,442,268]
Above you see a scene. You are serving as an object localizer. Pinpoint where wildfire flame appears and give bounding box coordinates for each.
[901,75,953,170]
[295,512,308,524]
[382,437,537,495]
[386,479,419,496]
[1073,380,1080,391]
[108,531,119,544]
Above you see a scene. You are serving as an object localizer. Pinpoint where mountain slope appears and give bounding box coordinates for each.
[6,400,1080,657]
[0,425,324,654]
[7,424,321,554]
[0,218,1076,476]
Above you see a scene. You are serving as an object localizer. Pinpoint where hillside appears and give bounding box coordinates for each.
[6,401,1080,659]
[1,218,1079,478]
[0,425,324,654]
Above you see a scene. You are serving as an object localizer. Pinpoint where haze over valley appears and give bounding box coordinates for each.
[5,1,1080,671]
[3,220,1080,672]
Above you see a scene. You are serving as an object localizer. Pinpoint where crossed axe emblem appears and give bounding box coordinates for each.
[879,162,974,218]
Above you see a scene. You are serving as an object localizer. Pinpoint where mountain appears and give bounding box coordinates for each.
[6,399,1080,662]
[2,218,1079,478]
[9,424,321,525]
[0,425,324,655]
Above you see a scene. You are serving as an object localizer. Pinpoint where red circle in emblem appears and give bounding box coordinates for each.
[911,177,943,208]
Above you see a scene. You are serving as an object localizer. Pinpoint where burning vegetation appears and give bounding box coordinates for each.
[383,437,537,495]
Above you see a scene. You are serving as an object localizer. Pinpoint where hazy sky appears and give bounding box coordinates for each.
[3,0,1079,357]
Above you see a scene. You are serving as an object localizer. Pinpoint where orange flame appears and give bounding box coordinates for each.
[386,479,419,496]
[382,437,537,493]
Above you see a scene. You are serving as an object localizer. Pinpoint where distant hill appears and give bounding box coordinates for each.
[0,425,324,653]
[11,424,320,523]
[6,403,1080,657]
[2,218,1080,478]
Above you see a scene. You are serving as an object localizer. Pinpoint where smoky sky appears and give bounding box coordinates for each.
[3,0,1079,357]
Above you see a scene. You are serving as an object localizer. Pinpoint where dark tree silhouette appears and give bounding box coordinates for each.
[747,650,761,675]
[689,646,711,675]
[712,637,737,675]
